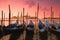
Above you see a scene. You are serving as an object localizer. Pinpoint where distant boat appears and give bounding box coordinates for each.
[50,23,60,40]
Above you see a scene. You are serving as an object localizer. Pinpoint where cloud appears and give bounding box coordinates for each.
[24,0,36,7]
[0,0,60,7]
[52,0,60,5]
[23,0,60,7]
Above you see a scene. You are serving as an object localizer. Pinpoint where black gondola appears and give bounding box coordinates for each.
[38,20,48,40]
[9,20,25,40]
[25,20,34,40]
[45,21,60,40]
[0,25,3,39]
[50,24,60,40]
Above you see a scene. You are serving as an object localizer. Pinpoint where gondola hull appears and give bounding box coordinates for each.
[25,29,34,40]
[9,26,25,40]
[0,28,3,39]
[39,29,48,40]
[3,26,25,35]
[49,28,60,40]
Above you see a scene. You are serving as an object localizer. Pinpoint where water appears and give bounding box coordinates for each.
[0,29,57,40]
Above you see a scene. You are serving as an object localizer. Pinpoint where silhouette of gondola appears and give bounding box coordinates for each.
[55,24,60,40]
[0,25,3,39]
[25,20,34,40]
[50,22,60,40]
[38,20,48,40]
[9,20,25,40]
[45,20,60,40]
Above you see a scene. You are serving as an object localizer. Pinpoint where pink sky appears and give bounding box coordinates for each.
[0,0,60,19]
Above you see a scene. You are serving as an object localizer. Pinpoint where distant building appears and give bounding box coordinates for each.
[43,17,60,23]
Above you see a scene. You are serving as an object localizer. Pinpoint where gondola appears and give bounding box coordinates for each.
[45,21,60,40]
[0,25,3,39]
[9,20,26,40]
[2,20,25,36]
[2,20,18,35]
[38,20,48,40]
[51,23,60,40]
[25,20,34,40]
